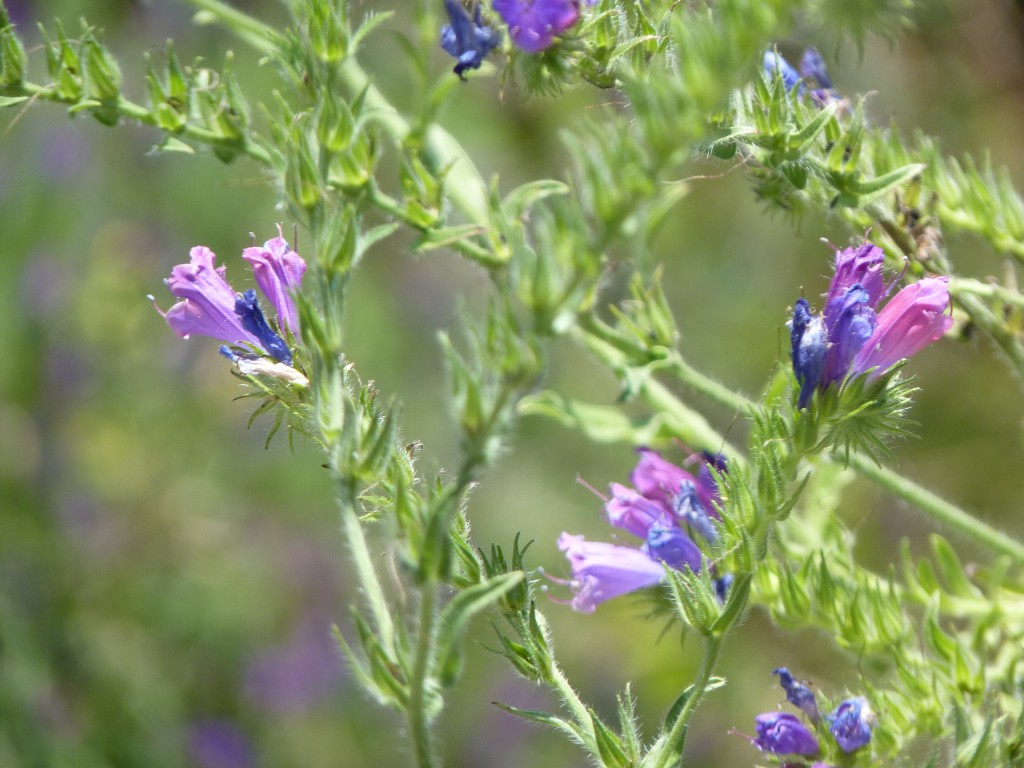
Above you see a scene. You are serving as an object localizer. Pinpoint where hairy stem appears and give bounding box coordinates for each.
[408,586,439,768]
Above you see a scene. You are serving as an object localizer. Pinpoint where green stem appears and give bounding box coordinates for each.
[16,82,273,166]
[336,58,490,227]
[648,635,723,768]
[408,586,439,768]
[845,453,1024,562]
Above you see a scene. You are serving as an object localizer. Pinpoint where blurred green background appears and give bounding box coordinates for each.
[2,1,1024,766]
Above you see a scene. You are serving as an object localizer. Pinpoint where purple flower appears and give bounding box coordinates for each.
[828,697,874,753]
[493,0,580,53]
[789,242,952,408]
[753,712,820,756]
[557,533,667,613]
[644,524,702,572]
[772,667,821,721]
[188,720,253,768]
[557,451,726,612]
[764,46,839,105]
[156,232,307,366]
[763,50,803,93]
[161,246,261,348]
[605,482,675,538]
[242,230,305,336]
[440,0,502,78]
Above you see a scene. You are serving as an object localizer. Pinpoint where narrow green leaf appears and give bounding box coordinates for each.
[434,571,525,686]
[0,95,28,107]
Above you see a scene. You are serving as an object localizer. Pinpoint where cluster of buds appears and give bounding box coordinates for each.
[554,449,728,613]
[747,667,876,765]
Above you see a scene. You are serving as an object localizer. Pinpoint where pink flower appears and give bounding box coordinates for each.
[852,277,953,379]
[242,228,306,337]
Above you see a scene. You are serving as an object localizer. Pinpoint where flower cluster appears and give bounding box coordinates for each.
[440,0,596,75]
[763,46,838,106]
[747,667,876,765]
[789,242,953,409]
[155,229,306,375]
[556,449,727,613]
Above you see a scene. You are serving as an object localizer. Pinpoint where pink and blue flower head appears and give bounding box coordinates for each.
[753,712,820,756]
[772,667,821,722]
[493,0,582,53]
[157,230,306,367]
[789,241,952,408]
[440,0,502,78]
[827,696,875,753]
[557,450,726,612]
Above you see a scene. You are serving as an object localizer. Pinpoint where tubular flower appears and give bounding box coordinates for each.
[557,450,726,612]
[557,533,666,614]
[827,697,875,753]
[156,232,306,366]
[753,712,820,756]
[493,0,580,53]
[242,228,305,337]
[440,0,502,78]
[789,241,952,408]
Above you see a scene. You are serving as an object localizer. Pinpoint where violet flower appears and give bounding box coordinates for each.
[440,0,502,78]
[493,0,580,53]
[763,46,838,105]
[789,241,952,408]
[753,712,820,756]
[828,697,875,753]
[242,229,305,336]
[557,533,667,613]
[156,233,307,366]
[557,450,726,612]
[772,667,821,722]
[763,50,802,93]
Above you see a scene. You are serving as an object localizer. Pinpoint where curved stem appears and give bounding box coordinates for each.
[648,635,723,768]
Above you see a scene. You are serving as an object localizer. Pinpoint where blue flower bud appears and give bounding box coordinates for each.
[235,289,292,365]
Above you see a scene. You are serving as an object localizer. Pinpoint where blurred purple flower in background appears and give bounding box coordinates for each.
[763,46,839,105]
[188,720,253,768]
[244,620,342,714]
[753,712,820,756]
[493,0,581,53]
[789,241,952,408]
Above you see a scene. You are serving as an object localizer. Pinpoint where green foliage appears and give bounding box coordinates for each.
[8,0,1024,766]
